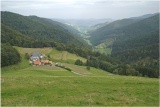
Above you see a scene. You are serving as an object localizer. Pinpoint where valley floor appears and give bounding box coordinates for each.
[1,65,159,106]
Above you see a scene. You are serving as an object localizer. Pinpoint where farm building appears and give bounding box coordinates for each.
[30,52,41,61]
[30,52,44,61]
[30,52,54,66]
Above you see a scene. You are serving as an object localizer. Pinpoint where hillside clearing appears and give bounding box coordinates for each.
[51,51,86,63]
[14,47,52,55]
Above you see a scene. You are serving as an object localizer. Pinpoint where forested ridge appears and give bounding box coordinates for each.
[1,11,88,48]
[28,15,87,45]
[88,14,159,78]
[1,24,35,47]
[89,18,140,45]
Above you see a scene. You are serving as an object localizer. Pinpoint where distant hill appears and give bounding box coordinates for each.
[89,18,141,45]
[130,13,157,20]
[29,16,81,37]
[1,11,88,47]
[87,22,109,34]
[89,13,158,45]
[111,14,159,58]
[28,15,88,45]
[53,18,113,27]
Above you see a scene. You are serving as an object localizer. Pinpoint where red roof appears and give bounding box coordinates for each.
[34,60,41,65]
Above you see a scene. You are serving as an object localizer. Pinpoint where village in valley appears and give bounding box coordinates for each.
[29,52,56,66]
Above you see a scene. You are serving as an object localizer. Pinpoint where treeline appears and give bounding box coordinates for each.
[75,52,159,78]
[86,54,140,76]
[1,44,21,67]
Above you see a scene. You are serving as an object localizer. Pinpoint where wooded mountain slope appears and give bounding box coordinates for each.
[1,11,88,47]
[89,18,140,45]
[28,16,81,37]
[1,24,35,47]
[89,13,158,46]
[89,14,159,58]
[88,14,159,76]
[111,14,159,55]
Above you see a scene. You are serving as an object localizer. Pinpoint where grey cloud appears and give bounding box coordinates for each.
[1,0,159,19]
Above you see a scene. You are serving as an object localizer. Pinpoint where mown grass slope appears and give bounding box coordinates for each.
[2,67,159,106]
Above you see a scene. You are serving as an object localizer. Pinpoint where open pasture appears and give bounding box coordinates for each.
[51,51,87,63]
[1,65,159,106]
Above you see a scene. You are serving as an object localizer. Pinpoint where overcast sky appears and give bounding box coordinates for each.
[1,0,159,19]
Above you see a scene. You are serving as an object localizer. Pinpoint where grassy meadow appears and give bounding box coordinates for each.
[1,47,159,106]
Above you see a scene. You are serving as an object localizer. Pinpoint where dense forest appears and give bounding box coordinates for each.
[1,11,89,48]
[89,18,140,45]
[1,24,35,47]
[89,13,156,45]
[1,11,159,78]
[28,16,87,45]
[88,14,159,78]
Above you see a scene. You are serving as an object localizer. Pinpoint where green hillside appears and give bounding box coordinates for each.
[111,15,159,76]
[2,69,158,106]
[89,18,140,45]
[87,14,159,77]
[1,11,87,47]
[111,14,159,59]
[89,13,157,45]
[112,14,159,47]
[1,47,159,106]
[28,16,84,41]
[87,22,108,34]
[1,24,35,47]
